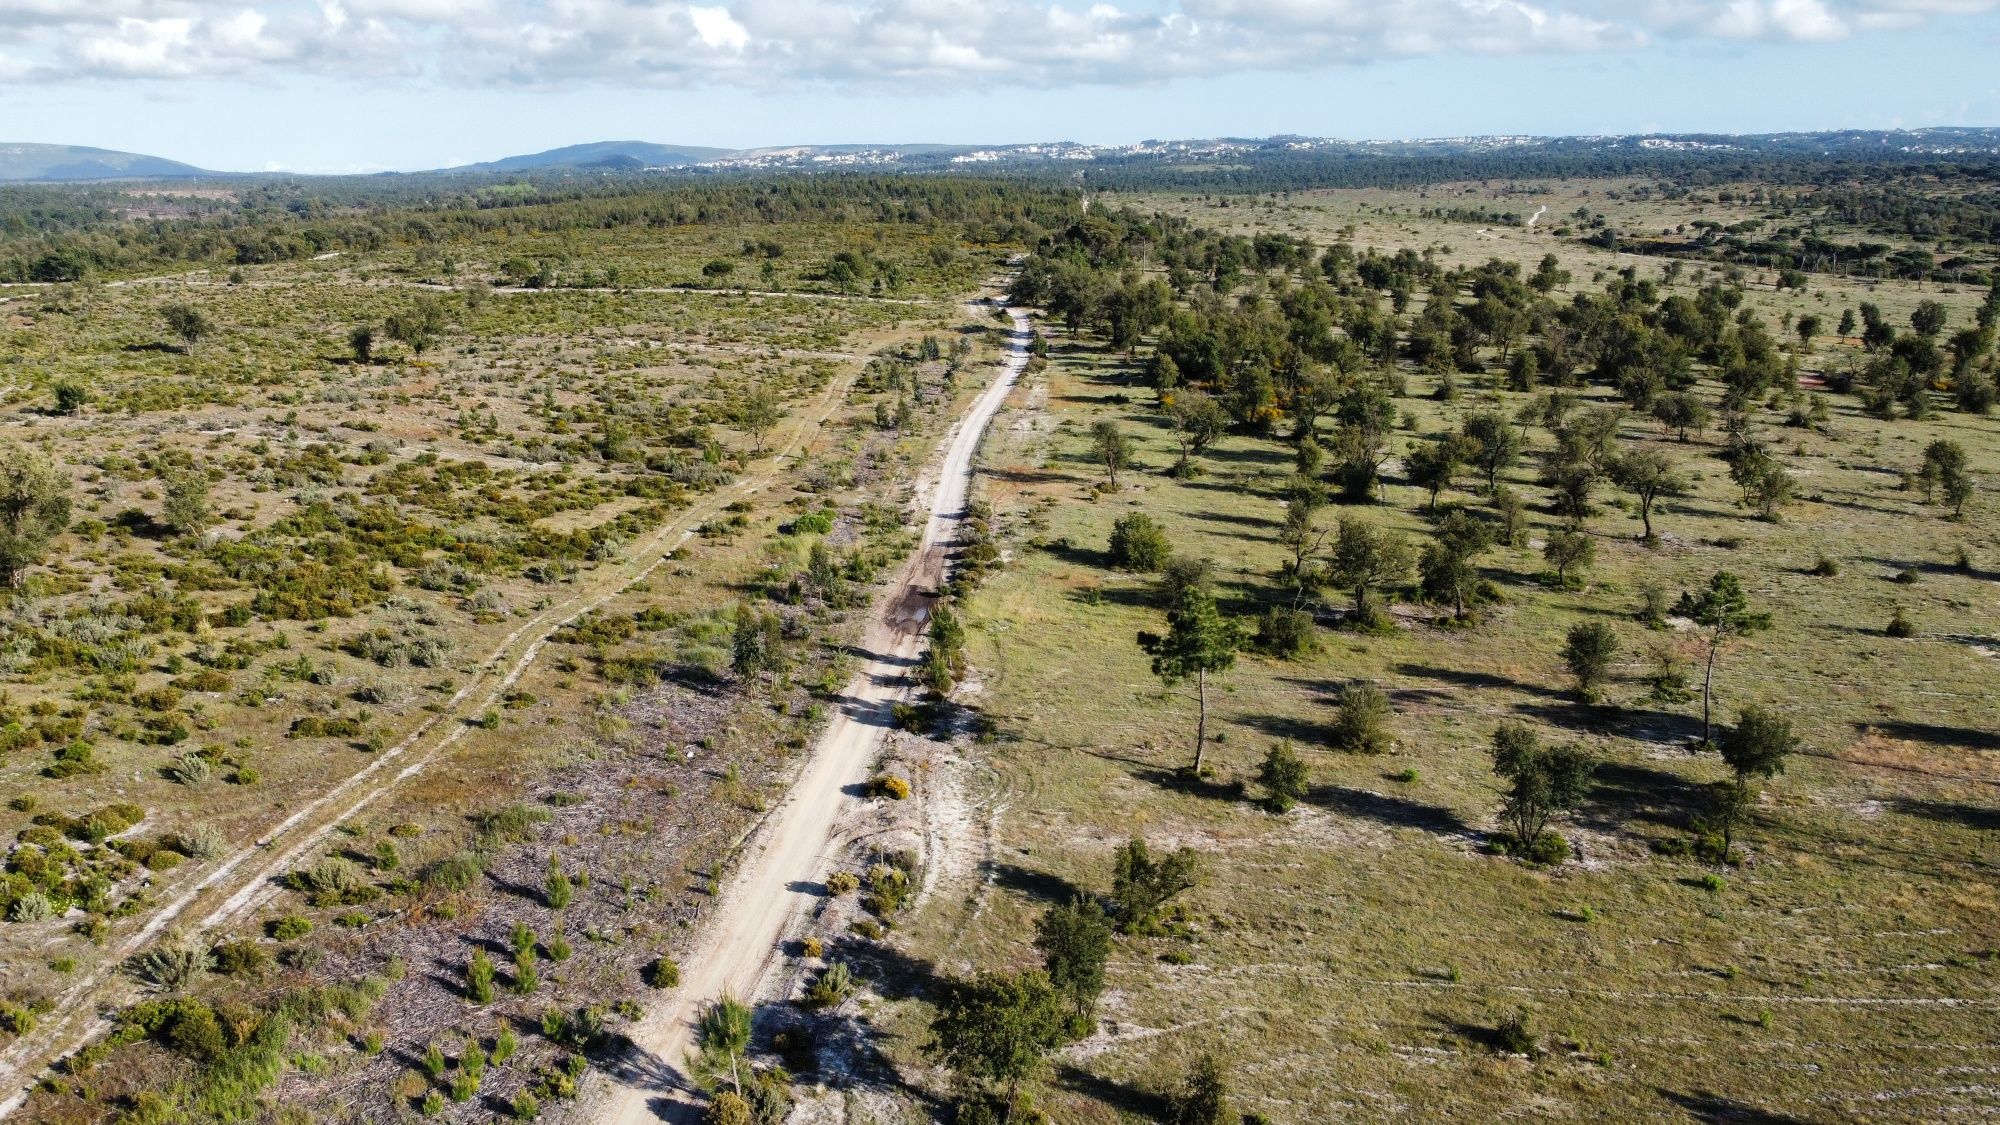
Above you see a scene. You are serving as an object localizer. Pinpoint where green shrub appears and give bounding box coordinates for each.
[544,862,574,909]
[126,937,211,991]
[46,740,103,779]
[644,958,681,989]
[1886,605,1917,637]
[1495,1009,1540,1057]
[466,949,496,1004]
[800,962,854,1009]
[1108,512,1172,572]
[1330,683,1393,754]
[268,915,313,941]
[212,940,271,976]
[1253,607,1318,659]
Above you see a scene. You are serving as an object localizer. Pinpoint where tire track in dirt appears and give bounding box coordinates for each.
[592,300,1032,1125]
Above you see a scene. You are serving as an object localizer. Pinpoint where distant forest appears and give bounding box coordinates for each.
[5,141,2000,285]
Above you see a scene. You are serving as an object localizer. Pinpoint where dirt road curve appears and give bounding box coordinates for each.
[594,303,1031,1125]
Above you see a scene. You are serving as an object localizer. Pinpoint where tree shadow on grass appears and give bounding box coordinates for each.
[983,862,1086,906]
[1393,662,1566,699]
[1041,539,1111,569]
[1657,1088,1825,1124]
[984,465,1070,488]
[1858,555,2000,584]
[1238,711,1328,745]
[1855,719,2000,753]
[1052,1064,1169,1120]
[825,933,942,1002]
[1576,761,1709,833]
[1892,797,2000,831]
[1431,1012,1512,1053]
[1198,444,1289,467]
[1307,784,1471,837]
[1185,508,1276,532]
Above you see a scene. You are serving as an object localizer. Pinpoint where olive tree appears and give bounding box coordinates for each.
[1489,722,1595,864]
[1676,572,1772,745]
[1138,586,1242,774]
[0,444,72,587]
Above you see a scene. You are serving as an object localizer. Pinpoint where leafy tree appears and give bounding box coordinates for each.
[1257,741,1309,812]
[1109,512,1172,572]
[1795,314,1821,349]
[160,303,212,352]
[923,603,968,693]
[1676,572,1772,744]
[1460,410,1521,493]
[1560,621,1618,704]
[1731,450,1795,520]
[738,385,783,452]
[1542,461,1598,527]
[0,444,72,587]
[1650,391,1710,442]
[1542,530,1595,588]
[1490,486,1528,547]
[1489,722,1595,860]
[1609,450,1687,541]
[1090,420,1132,488]
[384,296,450,357]
[1167,390,1227,476]
[1695,705,1798,860]
[1720,705,1796,781]
[1166,1053,1232,1125]
[1110,838,1202,932]
[1273,497,1330,609]
[1418,509,1491,619]
[158,461,212,537]
[1917,439,1973,518]
[1408,434,1472,512]
[732,604,784,678]
[1911,300,1948,339]
[1154,554,1214,606]
[1034,900,1113,1030]
[1138,586,1243,774]
[926,970,1067,1121]
[1699,778,1759,865]
[348,325,375,363]
[1330,515,1412,631]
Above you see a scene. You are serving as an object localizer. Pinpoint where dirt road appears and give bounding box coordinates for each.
[0,328,878,1121]
[594,302,1031,1124]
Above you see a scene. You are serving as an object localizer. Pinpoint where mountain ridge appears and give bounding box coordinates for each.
[7,127,2000,182]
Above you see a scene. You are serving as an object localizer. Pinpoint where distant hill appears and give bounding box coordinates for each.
[11,128,2000,185]
[450,141,737,173]
[0,143,211,182]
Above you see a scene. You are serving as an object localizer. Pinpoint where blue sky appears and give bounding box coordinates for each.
[6,0,1998,172]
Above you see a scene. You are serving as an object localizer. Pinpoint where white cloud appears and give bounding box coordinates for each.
[1,0,1993,87]
[688,5,749,50]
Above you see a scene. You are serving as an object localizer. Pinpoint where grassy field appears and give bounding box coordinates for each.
[4,169,1997,1125]
[0,207,1026,1122]
[876,192,2000,1122]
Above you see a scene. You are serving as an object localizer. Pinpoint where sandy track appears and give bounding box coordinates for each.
[593,302,1031,1125]
[0,339,873,1121]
